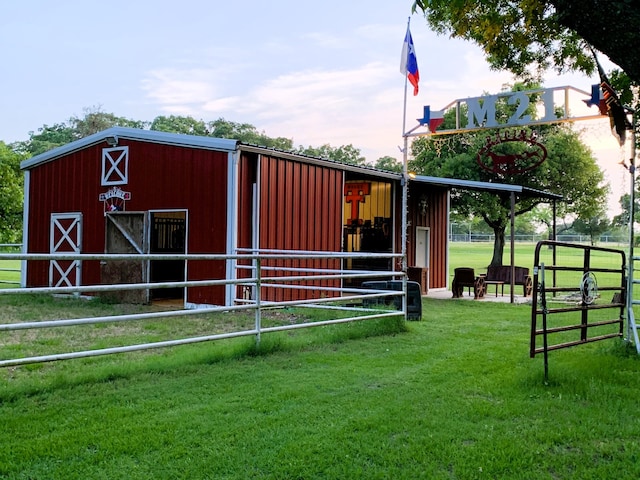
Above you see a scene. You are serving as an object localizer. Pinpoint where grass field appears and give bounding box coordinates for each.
[0,259,20,289]
[1,241,640,479]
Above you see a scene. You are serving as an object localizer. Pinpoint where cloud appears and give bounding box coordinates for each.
[141,60,402,156]
[141,68,222,107]
[302,32,344,49]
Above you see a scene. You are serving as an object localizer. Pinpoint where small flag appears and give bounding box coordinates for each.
[417,106,444,132]
[400,27,419,96]
[583,84,607,116]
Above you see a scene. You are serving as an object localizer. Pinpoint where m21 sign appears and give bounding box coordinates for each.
[416,85,604,136]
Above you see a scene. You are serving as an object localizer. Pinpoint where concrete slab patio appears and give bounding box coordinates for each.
[425,288,532,304]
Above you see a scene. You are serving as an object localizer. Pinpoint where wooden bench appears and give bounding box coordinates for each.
[484,265,533,297]
[452,267,485,299]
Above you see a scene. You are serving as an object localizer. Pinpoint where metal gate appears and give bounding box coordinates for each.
[530,241,626,379]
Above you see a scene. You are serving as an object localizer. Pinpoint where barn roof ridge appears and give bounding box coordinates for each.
[20,127,240,170]
[19,126,394,175]
[236,142,403,180]
[20,126,405,181]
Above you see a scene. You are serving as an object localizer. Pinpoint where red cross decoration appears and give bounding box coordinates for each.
[344,182,371,225]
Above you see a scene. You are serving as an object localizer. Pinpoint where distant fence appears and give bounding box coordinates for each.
[449,234,627,244]
[0,250,407,367]
[0,244,21,286]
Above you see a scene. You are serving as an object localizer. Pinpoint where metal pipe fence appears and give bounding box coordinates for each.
[448,234,629,244]
[0,250,406,367]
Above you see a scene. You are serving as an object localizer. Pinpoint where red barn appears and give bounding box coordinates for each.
[21,127,451,306]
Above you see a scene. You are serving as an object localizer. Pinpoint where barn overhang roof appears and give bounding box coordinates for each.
[410,175,563,201]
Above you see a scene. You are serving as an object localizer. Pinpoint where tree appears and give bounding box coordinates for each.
[72,107,148,137]
[613,191,640,227]
[410,83,608,266]
[573,213,611,245]
[16,107,147,156]
[296,144,366,166]
[207,118,294,150]
[373,156,402,172]
[0,142,25,243]
[412,1,640,84]
[150,115,209,136]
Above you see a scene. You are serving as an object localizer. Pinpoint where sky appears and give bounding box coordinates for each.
[0,0,629,214]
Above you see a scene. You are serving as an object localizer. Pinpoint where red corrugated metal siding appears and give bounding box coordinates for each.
[394,184,448,290]
[258,155,342,302]
[427,190,448,289]
[405,185,448,289]
[26,145,107,287]
[25,140,229,305]
[236,153,258,300]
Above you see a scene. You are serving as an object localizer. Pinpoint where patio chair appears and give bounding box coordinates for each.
[452,267,485,299]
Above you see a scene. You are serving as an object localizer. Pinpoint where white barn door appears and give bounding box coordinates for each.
[49,213,82,288]
[415,227,430,269]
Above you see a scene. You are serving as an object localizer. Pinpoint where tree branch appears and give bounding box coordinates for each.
[550,0,640,83]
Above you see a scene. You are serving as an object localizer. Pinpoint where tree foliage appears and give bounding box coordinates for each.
[296,144,366,166]
[412,0,640,84]
[573,214,611,245]
[15,107,147,157]
[151,115,295,150]
[0,142,25,243]
[373,155,403,173]
[410,83,608,266]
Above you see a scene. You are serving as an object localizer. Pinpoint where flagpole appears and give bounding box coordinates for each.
[401,17,410,280]
[402,18,410,137]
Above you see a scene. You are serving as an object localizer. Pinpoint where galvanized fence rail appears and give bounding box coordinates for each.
[0,251,406,367]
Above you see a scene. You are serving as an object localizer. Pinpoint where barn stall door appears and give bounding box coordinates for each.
[149,211,187,301]
[49,213,82,288]
[101,211,149,304]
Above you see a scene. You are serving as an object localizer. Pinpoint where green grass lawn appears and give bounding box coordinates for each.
[1,292,639,479]
[449,241,630,298]
[0,259,20,288]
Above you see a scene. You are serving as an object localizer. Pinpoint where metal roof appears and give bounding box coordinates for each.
[238,143,402,180]
[19,127,400,180]
[411,175,563,201]
[20,127,240,170]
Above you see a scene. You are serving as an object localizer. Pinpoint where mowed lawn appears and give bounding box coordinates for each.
[1,242,640,479]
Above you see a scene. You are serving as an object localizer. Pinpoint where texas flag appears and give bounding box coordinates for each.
[417,106,444,132]
[400,27,419,96]
[583,84,607,115]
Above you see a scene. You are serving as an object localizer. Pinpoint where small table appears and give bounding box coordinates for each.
[483,280,505,297]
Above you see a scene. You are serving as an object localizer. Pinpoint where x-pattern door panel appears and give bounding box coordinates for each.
[49,213,82,288]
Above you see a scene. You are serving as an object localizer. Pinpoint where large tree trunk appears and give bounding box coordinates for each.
[490,224,506,267]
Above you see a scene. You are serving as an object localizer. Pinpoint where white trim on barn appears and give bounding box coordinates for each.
[21,170,30,288]
[226,150,240,306]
